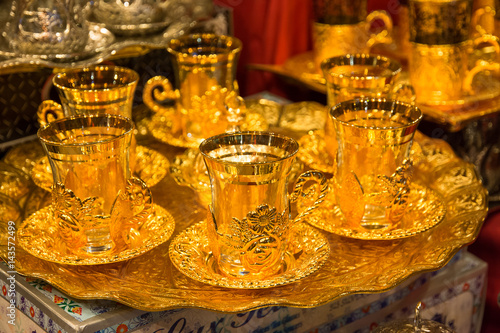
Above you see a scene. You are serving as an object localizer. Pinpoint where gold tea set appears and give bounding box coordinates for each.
[0,0,491,314]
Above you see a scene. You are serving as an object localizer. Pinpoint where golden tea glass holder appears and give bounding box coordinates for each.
[21,114,176,264]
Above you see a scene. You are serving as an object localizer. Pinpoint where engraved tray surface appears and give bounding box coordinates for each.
[0,121,488,312]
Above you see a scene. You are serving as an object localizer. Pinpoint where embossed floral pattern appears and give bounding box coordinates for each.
[246,205,278,234]
[220,204,289,274]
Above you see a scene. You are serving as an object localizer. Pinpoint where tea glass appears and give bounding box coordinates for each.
[199,132,328,280]
[330,99,422,230]
[5,0,90,55]
[321,54,413,160]
[312,0,393,71]
[37,66,139,126]
[143,34,243,146]
[409,0,500,103]
[37,114,148,254]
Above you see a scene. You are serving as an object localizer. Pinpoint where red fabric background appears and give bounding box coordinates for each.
[214,0,404,97]
[468,206,500,333]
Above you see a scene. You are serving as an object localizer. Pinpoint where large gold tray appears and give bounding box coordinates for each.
[0,133,488,313]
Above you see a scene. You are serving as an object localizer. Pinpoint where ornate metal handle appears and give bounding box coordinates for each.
[463,34,500,93]
[37,100,64,127]
[289,169,329,224]
[142,75,180,114]
[471,6,495,37]
[392,82,416,104]
[365,10,393,49]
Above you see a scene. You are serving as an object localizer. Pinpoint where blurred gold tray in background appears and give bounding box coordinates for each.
[249,51,500,132]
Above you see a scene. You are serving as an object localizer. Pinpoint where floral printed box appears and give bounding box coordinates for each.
[0,251,484,333]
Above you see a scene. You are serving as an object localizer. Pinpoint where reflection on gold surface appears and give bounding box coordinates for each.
[169,221,329,289]
[0,132,488,312]
[0,193,22,224]
[2,140,45,176]
[169,148,211,207]
[297,130,335,174]
[31,145,169,191]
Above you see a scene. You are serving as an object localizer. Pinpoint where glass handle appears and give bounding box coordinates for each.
[142,76,180,113]
[37,100,64,127]
[290,169,329,224]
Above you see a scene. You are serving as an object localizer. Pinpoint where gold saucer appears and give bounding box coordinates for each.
[31,145,169,191]
[3,140,45,175]
[17,203,175,265]
[296,130,334,174]
[146,106,269,148]
[169,221,330,289]
[0,161,32,201]
[303,183,446,240]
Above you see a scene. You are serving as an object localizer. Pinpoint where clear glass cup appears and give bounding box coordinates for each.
[330,99,422,229]
[143,34,243,145]
[199,131,328,280]
[321,54,413,160]
[37,114,141,254]
[37,65,139,126]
